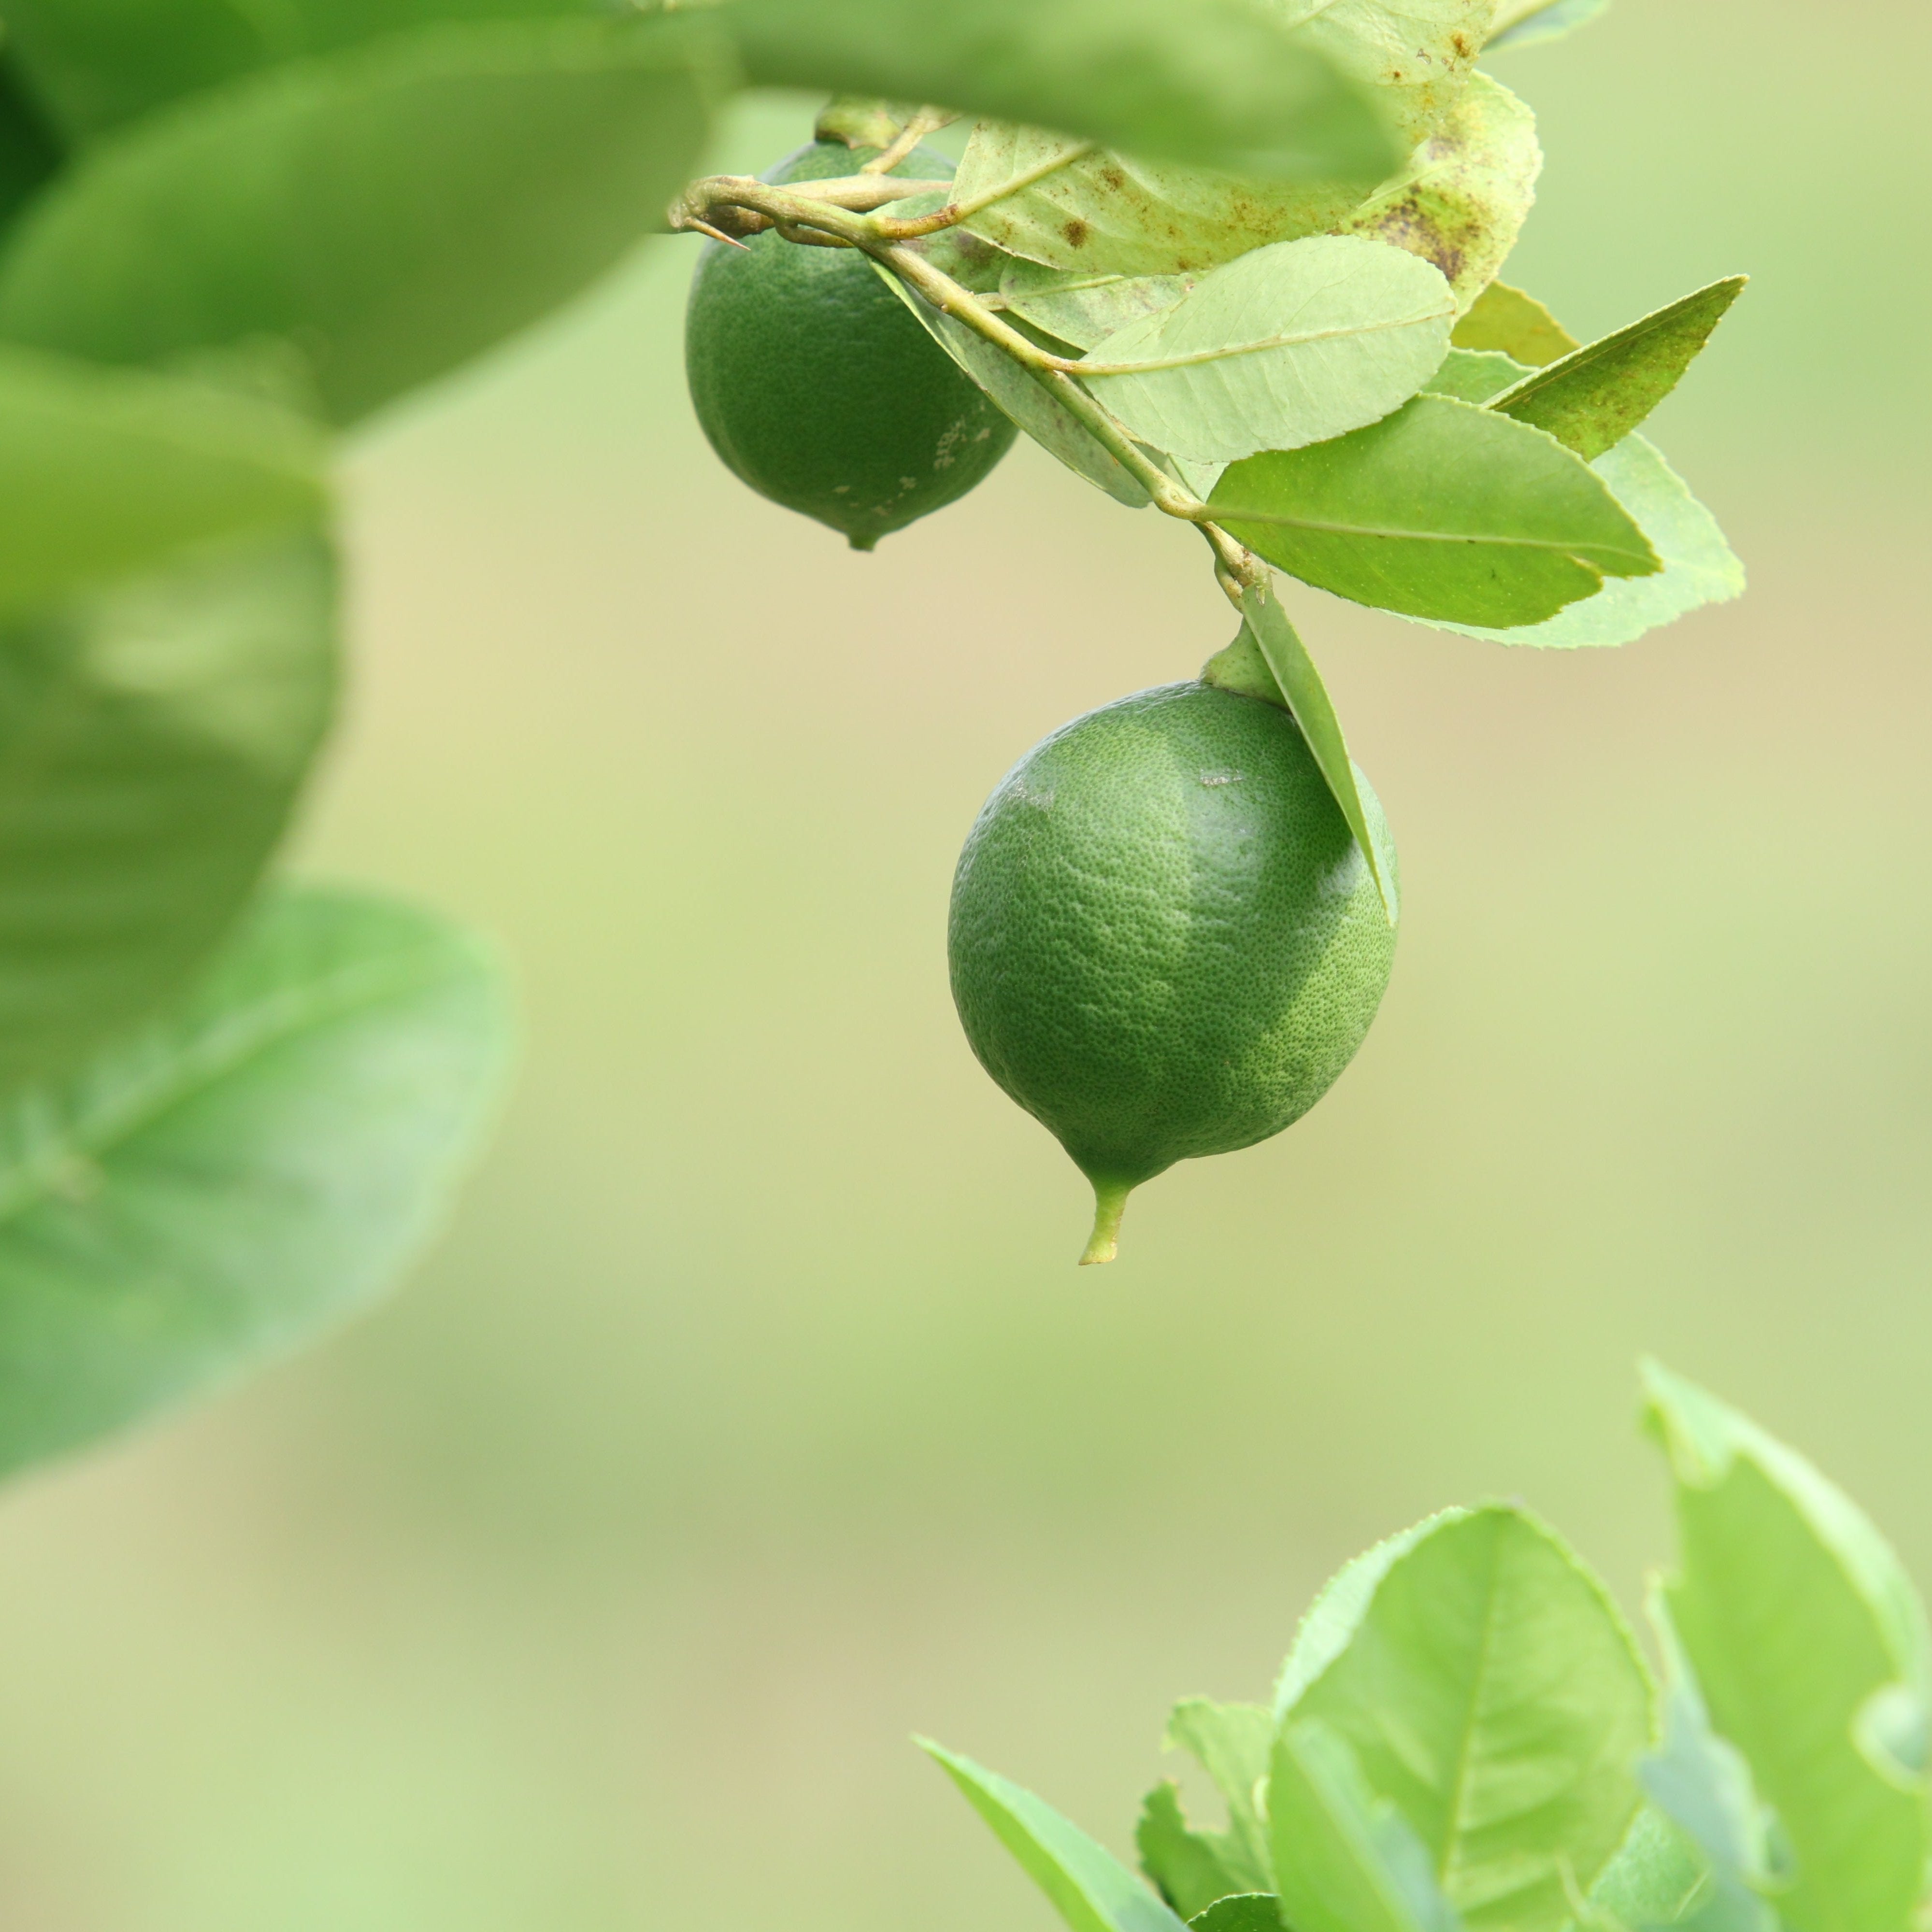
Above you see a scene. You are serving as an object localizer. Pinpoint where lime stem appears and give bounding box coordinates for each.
[1079,1178,1134,1266]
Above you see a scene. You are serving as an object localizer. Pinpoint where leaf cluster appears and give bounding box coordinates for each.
[926,1366,1932,1932]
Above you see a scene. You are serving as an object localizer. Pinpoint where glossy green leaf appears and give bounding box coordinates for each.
[1211,397,1660,627]
[1422,435,1743,649]
[0,885,511,1480]
[0,527,337,1087]
[870,256,1151,505]
[0,0,595,140]
[1450,281,1577,366]
[1189,1898,1284,1932]
[0,15,727,425]
[999,262,1196,354]
[1232,590,1398,922]
[920,1739,1190,1932]
[1078,236,1453,463]
[1140,1784,1260,1920]
[1342,73,1541,314]
[1644,1362,1932,1932]
[1281,1504,1654,1932]
[1490,278,1746,462]
[0,343,325,622]
[1270,1719,1462,1932]
[1487,0,1613,52]
[1422,346,1528,403]
[728,0,1402,183]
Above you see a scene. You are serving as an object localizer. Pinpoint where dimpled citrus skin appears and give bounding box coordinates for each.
[684,141,1017,549]
[949,682,1397,1228]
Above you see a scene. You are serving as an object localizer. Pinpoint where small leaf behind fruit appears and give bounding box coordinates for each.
[1451,280,1577,365]
[871,256,1151,506]
[1342,73,1542,315]
[920,1739,1189,1932]
[1078,236,1454,464]
[0,885,511,1480]
[1211,397,1659,628]
[1489,276,1746,461]
[1486,0,1614,52]
[1233,588,1397,924]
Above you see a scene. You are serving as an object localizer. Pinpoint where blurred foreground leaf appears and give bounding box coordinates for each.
[922,1738,1190,1932]
[1211,397,1658,627]
[0,528,337,1086]
[0,55,62,234]
[0,344,324,621]
[0,15,727,424]
[0,0,596,139]
[1644,1363,1932,1932]
[727,0,1402,183]
[0,886,512,1480]
[1280,1504,1653,1932]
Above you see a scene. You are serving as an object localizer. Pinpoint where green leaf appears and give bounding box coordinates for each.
[0,884,511,1480]
[920,1739,1190,1932]
[1420,435,1743,649]
[1140,1784,1260,1921]
[0,0,597,141]
[1281,1504,1654,1932]
[1232,589,1398,923]
[1270,1719,1462,1932]
[0,15,727,425]
[1643,1361,1932,1932]
[1451,281,1577,366]
[0,526,337,1087]
[1189,1898,1284,1932]
[869,253,1151,506]
[1135,1700,1280,1916]
[1487,0,1614,52]
[999,261,1197,354]
[1342,73,1542,314]
[1635,1650,1782,1932]
[1210,396,1660,628]
[1586,1808,1713,1931]
[1422,347,1529,403]
[1077,235,1453,464]
[1490,278,1746,462]
[0,343,325,623]
[727,0,1403,183]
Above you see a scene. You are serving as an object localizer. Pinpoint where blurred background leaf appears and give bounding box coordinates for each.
[0,885,511,1480]
[0,3,1923,1929]
[0,526,338,1085]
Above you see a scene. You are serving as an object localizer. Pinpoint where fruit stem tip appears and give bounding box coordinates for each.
[1079,1178,1133,1266]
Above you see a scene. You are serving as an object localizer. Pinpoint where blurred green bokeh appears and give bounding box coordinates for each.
[0,2,1927,1924]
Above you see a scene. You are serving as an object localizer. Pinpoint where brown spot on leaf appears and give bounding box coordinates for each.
[1062,217,1089,248]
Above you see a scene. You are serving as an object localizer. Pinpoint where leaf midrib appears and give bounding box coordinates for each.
[1212,504,1645,564]
[1436,1526,1507,1899]
[0,944,455,1224]
[1079,304,1451,378]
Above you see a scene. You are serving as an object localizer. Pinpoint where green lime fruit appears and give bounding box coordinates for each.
[684,141,1018,549]
[948,681,1398,1264]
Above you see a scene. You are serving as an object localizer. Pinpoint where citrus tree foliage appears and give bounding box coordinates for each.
[0,0,1745,1459]
[929,1370,1932,1932]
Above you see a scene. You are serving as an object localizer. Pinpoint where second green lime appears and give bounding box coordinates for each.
[949,681,1397,1263]
[684,141,1017,550]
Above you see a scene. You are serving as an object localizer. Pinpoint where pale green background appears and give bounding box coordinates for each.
[0,2,1926,1924]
